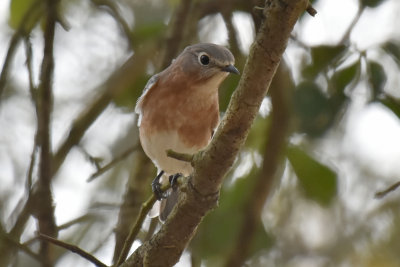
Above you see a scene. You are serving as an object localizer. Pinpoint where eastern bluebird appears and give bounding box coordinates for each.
[135,43,239,221]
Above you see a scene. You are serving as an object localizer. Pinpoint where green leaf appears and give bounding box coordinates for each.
[219,73,240,112]
[248,221,274,257]
[380,96,400,120]
[133,22,167,43]
[383,41,400,66]
[303,45,347,79]
[9,0,40,30]
[368,61,387,99]
[287,146,337,206]
[362,0,387,8]
[245,115,271,152]
[293,82,335,137]
[112,74,150,108]
[190,168,273,263]
[330,61,360,94]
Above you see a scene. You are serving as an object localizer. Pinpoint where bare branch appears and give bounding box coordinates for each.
[38,233,108,267]
[32,0,59,264]
[57,214,97,231]
[116,183,171,266]
[161,0,193,69]
[0,228,42,264]
[306,3,317,17]
[112,151,154,264]
[222,10,241,56]
[0,1,42,99]
[375,181,400,199]
[166,149,194,163]
[339,0,364,44]
[91,0,135,50]
[88,145,139,182]
[52,47,154,176]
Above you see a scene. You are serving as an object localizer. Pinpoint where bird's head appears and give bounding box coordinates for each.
[176,43,239,84]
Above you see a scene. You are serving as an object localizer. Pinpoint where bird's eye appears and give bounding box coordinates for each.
[198,54,210,65]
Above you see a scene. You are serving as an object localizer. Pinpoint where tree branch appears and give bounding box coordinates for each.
[91,0,135,50]
[161,0,193,69]
[52,47,154,176]
[375,181,400,199]
[122,0,308,266]
[88,144,139,182]
[224,63,293,267]
[32,0,59,264]
[0,0,41,99]
[339,0,364,44]
[38,234,108,267]
[116,183,171,266]
[166,149,194,163]
[112,151,154,264]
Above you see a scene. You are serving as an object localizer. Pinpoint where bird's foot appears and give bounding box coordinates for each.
[169,173,183,189]
[152,171,167,200]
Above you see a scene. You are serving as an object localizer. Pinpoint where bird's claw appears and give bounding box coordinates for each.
[169,173,182,189]
[152,180,168,200]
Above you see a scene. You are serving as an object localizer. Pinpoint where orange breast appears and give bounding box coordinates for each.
[139,77,220,149]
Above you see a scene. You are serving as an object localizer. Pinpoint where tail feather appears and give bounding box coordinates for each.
[159,188,179,222]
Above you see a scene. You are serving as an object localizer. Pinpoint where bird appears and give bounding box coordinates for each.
[135,43,239,221]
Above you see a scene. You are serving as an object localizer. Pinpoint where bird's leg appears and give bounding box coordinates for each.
[152,170,167,200]
[169,173,183,189]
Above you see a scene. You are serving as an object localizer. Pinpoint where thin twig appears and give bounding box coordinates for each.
[144,218,159,241]
[116,183,171,266]
[38,233,108,267]
[0,230,42,263]
[222,9,241,56]
[112,150,153,264]
[34,0,59,262]
[88,145,139,182]
[161,0,193,69]
[339,0,364,44]
[375,181,400,199]
[166,149,194,163]
[91,0,134,50]
[57,214,96,231]
[24,35,37,102]
[306,3,317,17]
[0,0,41,99]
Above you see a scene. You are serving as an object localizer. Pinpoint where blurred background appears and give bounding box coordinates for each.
[1,0,400,266]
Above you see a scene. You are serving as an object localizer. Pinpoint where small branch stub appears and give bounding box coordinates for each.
[306,3,317,17]
[166,149,194,163]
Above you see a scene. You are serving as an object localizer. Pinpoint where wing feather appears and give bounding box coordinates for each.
[135,74,159,126]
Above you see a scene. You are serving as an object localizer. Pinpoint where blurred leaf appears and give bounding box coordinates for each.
[379,96,400,120]
[362,0,387,8]
[191,168,273,263]
[133,22,167,43]
[293,82,335,137]
[113,74,150,108]
[368,61,387,99]
[9,0,41,30]
[219,74,240,112]
[331,60,360,94]
[287,146,337,206]
[383,41,400,66]
[303,45,347,79]
[248,221,274,257]
[245,115,271,152]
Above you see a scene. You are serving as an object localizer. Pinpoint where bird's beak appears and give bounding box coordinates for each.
[222,64,240,75]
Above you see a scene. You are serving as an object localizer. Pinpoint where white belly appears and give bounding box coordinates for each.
[140,130,201,176]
